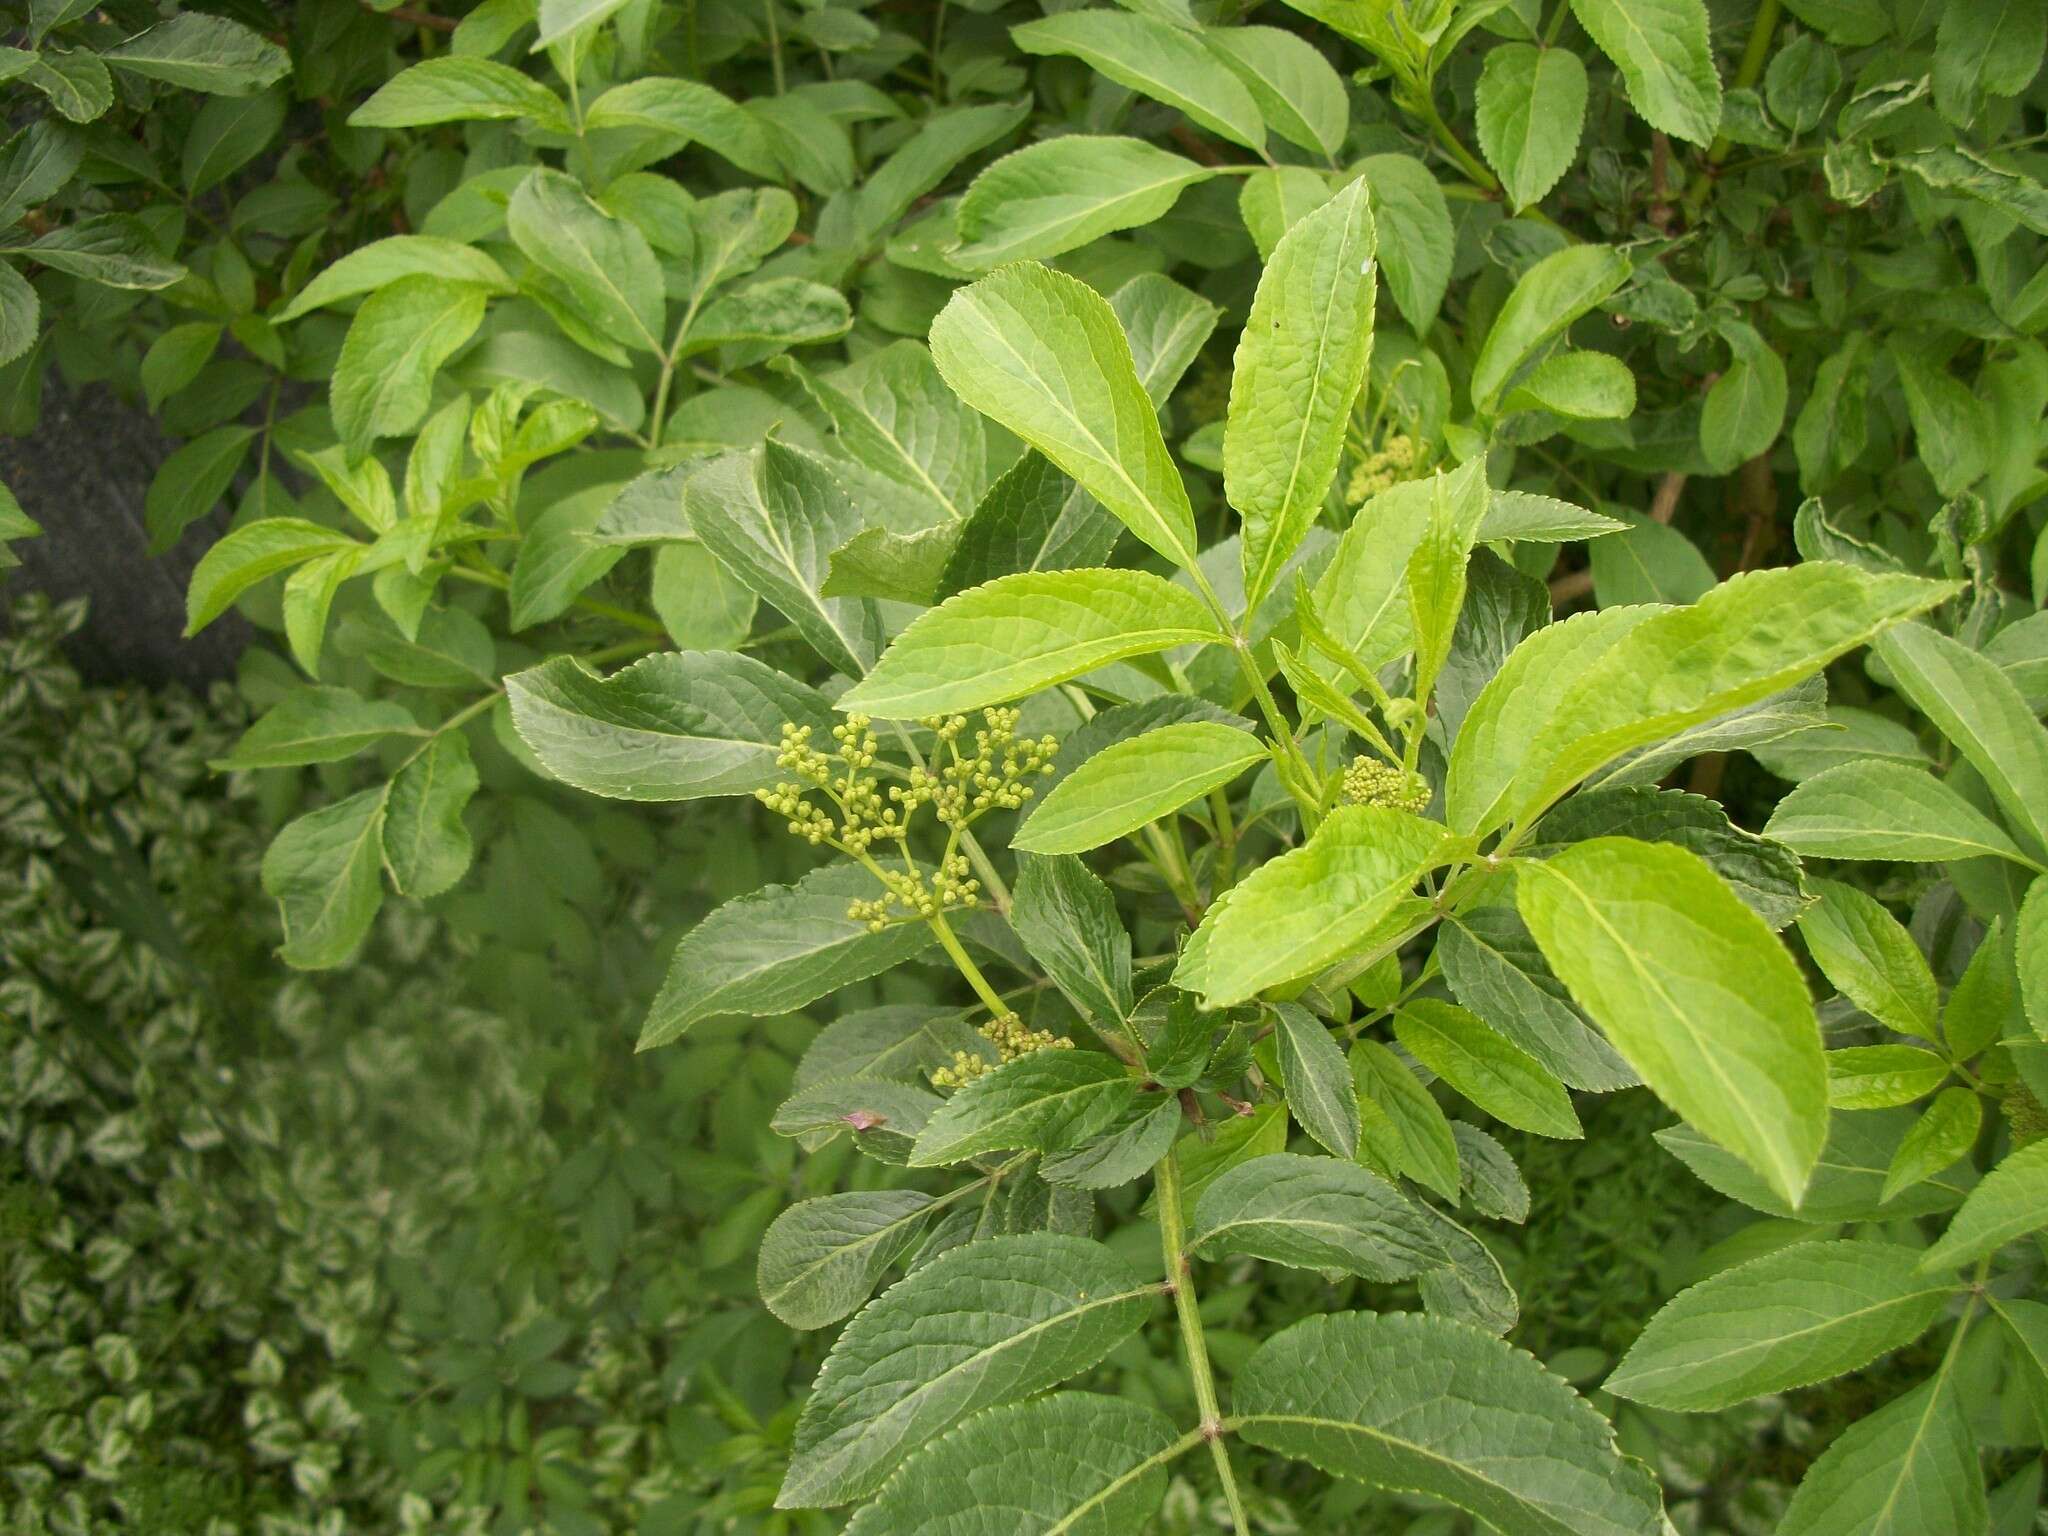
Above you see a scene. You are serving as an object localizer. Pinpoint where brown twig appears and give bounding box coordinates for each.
[1650,470,1687,524]
[377,4,458,32]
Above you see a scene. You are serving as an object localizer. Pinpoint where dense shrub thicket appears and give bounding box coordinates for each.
[4,0,2048,1532]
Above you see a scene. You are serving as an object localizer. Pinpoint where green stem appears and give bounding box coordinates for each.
[1155,1147,1250,1536]
[1683,0,1780,214]
[1208,786,1238,894]
[929,908,1011,1019]
[763,0,786,94]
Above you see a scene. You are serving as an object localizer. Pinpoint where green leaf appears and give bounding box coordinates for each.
[331,276,487,462]
[1228,180,1375,610]
[1174,806,1444,1009]
[13,214,180,289]
[1475,44,1588,212]
[140,321,220,411]
[1395,998,1581,1139]
[1919,1140,2048,1273]
[383,733,479,900]
[1827,1045,1951,1110]
[582,77,782,179]
[260,786,388,970]
[838,569,1219,719]
[185,519,361,633]
[1517,837,1827,1208]
[685,444,881,678]
[1933,0,2046,124]
[952,137,1212,268]
[1483,564,1955,835]
[778,1234,1156,1507]
[1701,323,1788,472]
[511,643,828,796]
[1010,854,1132,1029]
[686,278,850,357]
[1945,924,2018,1061]
[1350,1039,1463,1202]
[183,88,285,196]
[1356,153,1453,334]
[1017,720,1264,854]
[2021,882,2048,1040]
[1605,1241,1954,1411]
[1038,1098,1182,1189]
[1889,345,1989,497]
[841,1393,1179,1536]
[1798,880,1939,1040]
[1189,1152,1447,1279]
[1874,623,2048,859]
[929,262,1201,570]
[1205,26,1349,158]
[1766,760,2032,867]
[277,236,513,321]
[1882,1087,1982,1202]
[1439,908,1637,1091]
[1469,244,1631,414]
[1657,1109,1971,1225]
[0,262,36,370]
[509,168,664,354]
[1569,0,1722,145]
[1273,1003,1361,1158]
[1013,11,1265,151]
[1234,1312,1665,1536]
[795,1005,995,1091]
[1480,490,1626,543]
[1776,1377,1986,1536]
[910,1051,1136,1167]
[145,425,256,552]
[639,864,936,1049]
[20,50,111,122]
[533,0,633,50]
[758,1191,937,1330]
[217,686,418,769]
[1406,460,1494,700]
[100,13,289,94]
[349,57,568,132]
[1503,350,1636,420]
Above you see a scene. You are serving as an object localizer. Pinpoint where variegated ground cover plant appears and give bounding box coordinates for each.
[116,0,2048,1528]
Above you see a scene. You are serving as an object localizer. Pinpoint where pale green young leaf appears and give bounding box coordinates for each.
[1918,1140,2048,1273]
[216,686,419,770]
[1307,476,1438,678]
[331,275,487,462]
[910,1051,1136,1167]
[1238,165,1334,259]
[1406,458,1494,699]
[260,786,388,970]
[758,1191,937,1330]
[1945,921,2018,1061]
[951,138,1213,268]
[1517,837,1827,1208]
[281,547,362,677]
[1502,350,1636,420]
[1775,1377,1986,1536]
[1503,565,1956,832]
[2020,881,2047,1039]
[838,569,1219,719]
[652,543,757,651]
[1569,0,1722,146]
[685,443,882,678]
[929,262,1201,569]
[1475,44,1589,212]
[841,1393,1180,1536]
[1479,490,1626,543]
[1356,153,1453,334]
[1010,854,1132,1029]
[1016,720,1265,854]
[1439,909,1637,1091]
[507,650,834,802]
[640,864,936,1049]
[1827,1045,1950,1110]
[1227,179,1376,610]
[1234,1311,1665,1536]
[1272,1003,1361,1158]
[1174,806,1445,1009]
[1188,1152,1446,1279]
[778,1234,1156,1507]
[532,0,632,50]
[1205,26,1349,158]
[1874,623,2048,858]
[1351,1039,1462,1202]
[1395,998,1581,1139]
[382,733,479,899]
[348,57,568,132]
[1012,11,1266,151]
[185,519,362,634]
[1469,244,1631,413]
[1605,1241,1954,1411]
[1766,760,2033,867]
[1798,879,1939,1040]
[1882,1087,1982,1202]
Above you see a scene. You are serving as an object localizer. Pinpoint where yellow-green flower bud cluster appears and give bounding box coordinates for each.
[891,708,1057,829]
[754,717,908,854]
[1345,433,1419,505]
[929,1012,1073,1089]
[846,852,981,932]
[1182,361,1231,424]
[1343,755,1432,814]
